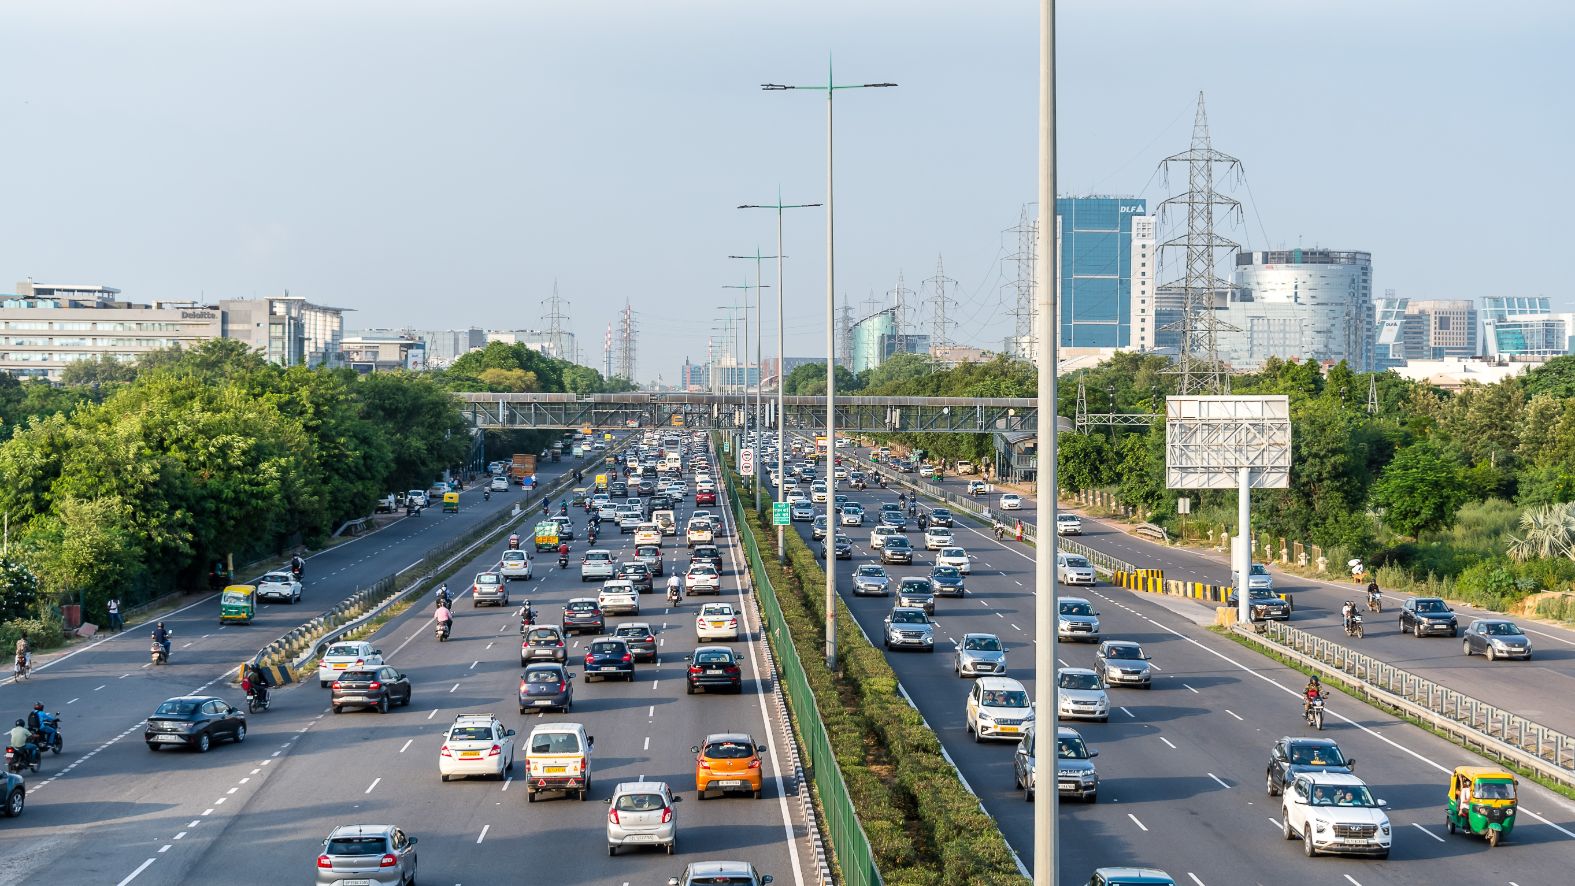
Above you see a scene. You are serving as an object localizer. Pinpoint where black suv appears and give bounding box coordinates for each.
[331,666,413,714]
[561,599,606,635]
[1399,597,1458,637]
[691,545,722,571]
[1265,736,1354,796]
[618,562,654,594]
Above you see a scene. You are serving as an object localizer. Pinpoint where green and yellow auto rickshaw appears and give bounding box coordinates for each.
[442,491,460,513]
[1446,765,1518,847]
[219,585,257,625]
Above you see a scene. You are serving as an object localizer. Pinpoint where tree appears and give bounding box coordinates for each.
[61,355,138,387]
[785,363,859,397]
[0,558,39,622]
[1520,354,1575,399]
[1056,432,1113,493]
[1368,443,1468,537]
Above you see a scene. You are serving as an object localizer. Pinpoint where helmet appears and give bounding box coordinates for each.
[1309,676,1322,686]
[14,719,23,727]
[157,621,166,629]
[32,703,42,711]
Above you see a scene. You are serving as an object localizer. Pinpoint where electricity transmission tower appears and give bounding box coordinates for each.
[837,303,854,369]
[1005,205,1038,358]
[922,255,957,350]
[603,324,614,379]
[887,271,915,355]
[614,302,638,382]
[540,281,571,362]
[1157,92,1241,395]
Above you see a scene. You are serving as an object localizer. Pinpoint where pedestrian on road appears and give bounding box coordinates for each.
[107,598,122,632]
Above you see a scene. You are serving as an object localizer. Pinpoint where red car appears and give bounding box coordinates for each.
[695,489,717,505]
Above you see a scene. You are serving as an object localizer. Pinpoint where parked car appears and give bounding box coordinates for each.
[685,645,743,694]
[330,666,412,714]
[519,663,574,713]
[314,825,418,886]
[144,696,247,753]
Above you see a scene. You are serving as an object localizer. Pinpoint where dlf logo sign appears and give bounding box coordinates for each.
[1119,205,1144,213]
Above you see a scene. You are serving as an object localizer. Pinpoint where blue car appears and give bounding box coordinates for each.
[930,565,966,597]
[582,638,635,682]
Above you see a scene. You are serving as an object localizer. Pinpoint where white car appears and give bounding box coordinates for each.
[606,780,679,856]
[833,466,848,480]
[936,547,972,574]
[406,489,430,508]
[317,640,385,687]
[489,475,509,492]
[1056,668,1110,722]
[1057,553,1097,586]
[695,602,740,641]
[966,676,1035,742]
[685,564,721,596]
[439,713,517,782]
[1281,773,1392,858]
[999,493,1022,510]
[598,580,640,615]
[499,549,534,581]
[869,525,900,550]
[580,549,615,582]
[840,504,864,526]
[634,523,662,546]
[919,464,935,477]
[923,527,955,550]
[256,571,302,604]
[810,482,829,503]
[1055,513,1083,535]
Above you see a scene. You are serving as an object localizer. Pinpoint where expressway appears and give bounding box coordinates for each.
[868,448,1575,738]
[1,438,813,886]
[781,463,1575,884]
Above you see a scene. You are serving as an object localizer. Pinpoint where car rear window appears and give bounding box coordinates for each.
[567,602,597,612]
[339,670,378,682]
[590,642,623,654]
[614,792,667,812]
[326,835,388,855]
[154,700,201,716]
[526,669,562,684]
[530,732,582,754]
[449,726,493,741]
[325,644,363,657]
[695,650,733,664]
[704,740,755,759]
[527,629,560,642]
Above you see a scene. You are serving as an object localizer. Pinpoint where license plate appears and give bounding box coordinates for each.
[716,780,743,787]
[342,880,373,886]
[154,734,184,743]
[600,666,617,671]
[533,699,553,706]
[623,834,656,842]
[997,726,1020,733]
[332,662,348,670]
[460,751,481,758]
[546,766,566,773]
[710,621,726,628]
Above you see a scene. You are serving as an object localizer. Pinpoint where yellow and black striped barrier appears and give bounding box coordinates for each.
[1162,579,1232,603]
[1113,569,1165,592]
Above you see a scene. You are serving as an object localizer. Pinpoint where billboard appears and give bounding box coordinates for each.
[1164,396,1291,490]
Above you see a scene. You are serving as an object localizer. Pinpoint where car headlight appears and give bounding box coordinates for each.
[1089,620,1100,630]
[1380,823,1391,834]
[976,711,994,721]
[1314,819,1328,832]
[922,636,933,644]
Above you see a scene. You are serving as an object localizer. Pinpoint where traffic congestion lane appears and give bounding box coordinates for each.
[53,439,811,886]
[791,478,1575,884]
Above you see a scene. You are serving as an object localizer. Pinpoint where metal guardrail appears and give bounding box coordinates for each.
[1240,619,1575,790]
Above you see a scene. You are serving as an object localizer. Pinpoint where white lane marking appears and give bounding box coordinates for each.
[643,736,651,750]
[449,683,460,693]
[1159,737,1177,749]
[201,808,214,816]
[1343,876,1363,886]
[501,776,512,791]
[1187,875,1206,886]
[1148,663,1163,672]
[1183,683,1199,694]
[476,824,490,843]
[1128,813,1149,832]
[238,777,250,784]
[399,739,413,753]
[648,706,655,718]
[470,660,480,670]
[427,709,438,720]
[115,858,157,886]
[366,777,381,794]
[226,787,238,795]
[67,698,79,705]
[1009,623,1021,631]
[157,845,171,854]
[1410,822,1445,842]
[95,685,107,691]
[1208,773,1229,789]
[652,678,660,690]
[1225,709,1244,721]
[1120,707,1136,718]
[174,831,186,840]
[1269,818,1283,830]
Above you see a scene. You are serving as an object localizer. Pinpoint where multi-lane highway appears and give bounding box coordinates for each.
[875,452,1575,737]
[780,447,1575,884]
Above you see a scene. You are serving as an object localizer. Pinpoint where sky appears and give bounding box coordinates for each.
[2,1,1571,384]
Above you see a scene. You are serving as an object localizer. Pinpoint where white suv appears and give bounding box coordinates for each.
[580,549,615,582]
[1281,773,1391,858]
[965,676,1035,742]
[439,714,516,782]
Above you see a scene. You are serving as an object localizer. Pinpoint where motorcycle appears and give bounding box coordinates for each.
[435,619,452,642]
[508,535,521,550]
[519,606,536,633]
[1367,592,1382,614]
[558,554,569,569]
[484,489,491,502]
[242,679,270,714]
[12,653,28,681]
[1305,694,1327,731]
[4,742,39,774]
[291,561,304,582]
[1345,613,1365,639]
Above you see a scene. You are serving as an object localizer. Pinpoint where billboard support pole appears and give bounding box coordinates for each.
[1236,466,1251,624]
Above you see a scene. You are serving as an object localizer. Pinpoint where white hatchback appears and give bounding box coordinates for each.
[999,493,1023,510]
[598,580,640,615]
[696,602,740,641]
[869,525,900,550]
[936,547,972,574]
[317,641,384,687]
[439,713,516,782]
[499,549,533,581]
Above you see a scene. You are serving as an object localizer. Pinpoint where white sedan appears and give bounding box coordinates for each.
[317,641,384,687]
[936,547,973,574]
[999,493,1022,510]
[840,504,865,526]
[695,603,740,641]
[685,564,721,595]
[439,714,516,782]
[256,571,302,604]
[924,527,955,550]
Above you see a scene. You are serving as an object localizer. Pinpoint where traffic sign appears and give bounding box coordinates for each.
[741,447,756,477]
[772,502,791,526]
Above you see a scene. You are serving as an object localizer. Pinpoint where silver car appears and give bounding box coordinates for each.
[315,824,418,886]
[1057,597,1101,643]
[606,780,680,856]
[1094,640,1153,688]
[953,632,1007,677]
[669,861,773,886]
[852,565,891,596]
[256,571,301,604]
[883,607,935,652]
[1462,619,1533,660]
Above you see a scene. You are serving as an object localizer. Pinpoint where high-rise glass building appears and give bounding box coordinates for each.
[1054,196,1147,348]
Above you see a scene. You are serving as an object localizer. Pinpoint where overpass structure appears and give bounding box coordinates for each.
[456,392,1040,434]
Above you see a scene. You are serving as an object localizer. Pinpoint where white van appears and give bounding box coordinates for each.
[525,722,594,802]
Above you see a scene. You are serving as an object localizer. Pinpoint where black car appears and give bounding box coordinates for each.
[881,536,914,565]
[929,565,966,597]
[144,696,247,753]
[618,562,654,594]
[609,482,629,498]
[929,508,954,527]
[634,544,665,576]
[1226,588,1292,620]
[561,599,606,635]
[1400,597,1458,637]
[880,510,908,531]
[330,666,413,714]
[614,623,659,662]
[583,638,635,682]
[1265,737,1354,796]
[650,495,674,512]
[519,663,574,713]
[637,479,656,496]
[820,534,853,560]
[691,545,722,572]
[686,645,743,694]
[0,771,21,818]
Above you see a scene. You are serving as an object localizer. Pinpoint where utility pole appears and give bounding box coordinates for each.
[541,280,572,362]
[923,255,957,352]
[616,301,638,383]
[730,250,781,514]
[887,271,915,356]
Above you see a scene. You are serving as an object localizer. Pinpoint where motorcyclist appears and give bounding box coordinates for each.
[508,533,521,550]
[484,487,491,501]
[519,600,536,631]
[557,542,571,568]
[290,554,305,579]
[1341,600,1357,633]
[7,719,36,768]
[666,575,682,604]
[1303,676,1324,717]
[13,634,30,675]
[559,501,568,517]
[587,525,599,545]
[243,664,271,708]
[434,603,452,635]
[574,469,583,483]
[151,623,171,662]
[917,511,930,531]
[1366,580,1382,610]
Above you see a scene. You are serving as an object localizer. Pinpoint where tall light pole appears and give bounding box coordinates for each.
[1034,2,1061,884]
[765,63,896,670]
[739,194,821,563]
[730,251,780,513]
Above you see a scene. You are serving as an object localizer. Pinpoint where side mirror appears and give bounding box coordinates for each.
[670,879,682,886]
[229,707,240,715]
[691,745,701,754]
[762,877,774,885]
[587,736,594,747]
[1377,798,1388,808]
[1346,758,1355,769]
[407,836,418,845]
[757,744,766,754]
[374,649,383,656]
[505,729,517,737]
[604,797,612,805]
[1090,749,1099,757]
[672,794,683,802]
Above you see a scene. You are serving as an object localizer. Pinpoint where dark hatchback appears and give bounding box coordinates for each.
[929,508,954,527]
[584,638,635,682]
[618,562,654,594]
[686,645,743,694]
[637,479,656,496]
[821,534,853,560]
[614,623,659,662]
[330,666,413,714]
[609,482,629,498]
[144,696,247,753]
[519,663,574,713]
[881,536,915,565]
[561,599,606,636]
[1266,736,1355,796]
[929,565,966,597]
[522,626,568,664]
[691,545,722,572]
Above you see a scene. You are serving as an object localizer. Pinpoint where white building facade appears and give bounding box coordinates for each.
[1214,249,1374,371]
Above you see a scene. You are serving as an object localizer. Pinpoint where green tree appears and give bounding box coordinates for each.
[1056,432,1114,493]
[1520,354,1575,399]
[1369,443,1468,537]
[357,372,472,492]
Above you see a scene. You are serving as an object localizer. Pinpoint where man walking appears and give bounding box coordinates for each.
[107,598,123,632]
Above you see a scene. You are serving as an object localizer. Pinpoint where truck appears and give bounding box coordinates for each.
[550,443,563,463]
[510,454,537,482]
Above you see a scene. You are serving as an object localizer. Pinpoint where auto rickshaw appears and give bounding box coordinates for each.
[570,487,590,508]
[442,491,460,513]
[219,585,257,625]
[1445,766,1518,846]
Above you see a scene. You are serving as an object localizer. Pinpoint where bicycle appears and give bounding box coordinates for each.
[12,654,30,681]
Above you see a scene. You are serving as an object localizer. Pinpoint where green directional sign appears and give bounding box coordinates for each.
[772,502,791,526]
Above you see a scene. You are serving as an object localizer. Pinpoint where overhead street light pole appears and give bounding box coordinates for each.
[765,63,896,670]
[740,194,821,564]
[1035,2,1060,885]
[730,250,781,514]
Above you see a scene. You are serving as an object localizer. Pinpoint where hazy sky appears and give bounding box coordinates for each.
[3,1,1570,383]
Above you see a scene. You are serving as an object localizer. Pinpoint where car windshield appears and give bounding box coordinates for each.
[615,626,650,638]
[964,636,1002,652]
[941,548,965,558]
[1057,736,1091,758]
[1475,781,1514,800]
[1062,556,1090,569]
[901,580,930,590]
[529,732,582,754]
[326,645,364,657]
[527,629,560,643]
[933,509,951,518]
[695,650,733,664]
[856,567,884,577]
[886,538,911,548]
[619,565,646,575]
[526,669,562,683]
[1416,599,1448,613]
[891,610,927,625]
[477,574,499,584]
[1105,645,1143,660]
[1251,564,1269,576]
[449,726,493,741]
[933,567,960,580]
[154,700,201,717]
[1311,784,1378,807]
[1483,622,1522,636]
[704,740,755,759]
[1059,673,1102,691]
[615,792,668,812]
[1288,743,1347,766]
[1060,602,1094,616]
[981,689,1030,707]
[326,836,388,855]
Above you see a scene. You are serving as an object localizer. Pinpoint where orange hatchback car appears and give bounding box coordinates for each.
[692,733,765,800]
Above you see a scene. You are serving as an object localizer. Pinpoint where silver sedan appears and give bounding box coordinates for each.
[953,633,1007,677]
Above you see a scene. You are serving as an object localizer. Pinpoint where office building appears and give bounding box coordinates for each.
[849,307,929,374]
[1481,296,1552,323]
[1401,299,1478,359]
[1212,249,1374,371]
[487,328,577,363]
[930,344,994,367]
[1129,215,1158,351]
[1373,294,1409,370]
[403,328,487,366]
[708,359,761,391]
[340,334,425,373]
[1054,196,1147,348]
[0,284,224,381]
[222,295,348,368]
[679,358,708,391]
